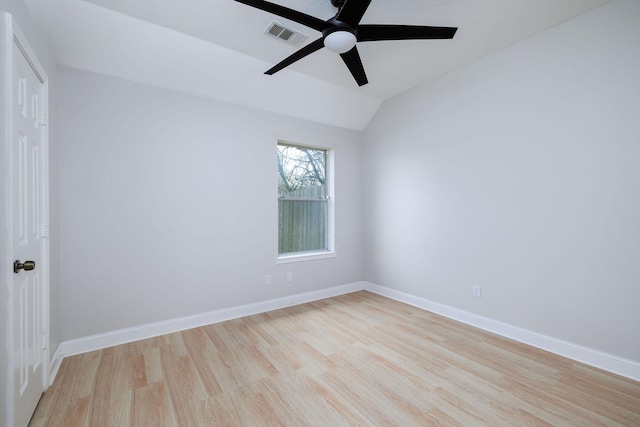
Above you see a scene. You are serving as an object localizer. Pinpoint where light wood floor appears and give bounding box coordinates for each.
[30,291,640,426]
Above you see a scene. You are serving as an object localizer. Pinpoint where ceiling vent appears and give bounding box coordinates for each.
[265,21,308,47]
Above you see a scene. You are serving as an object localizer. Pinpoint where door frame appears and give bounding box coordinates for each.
[1,12,50,426]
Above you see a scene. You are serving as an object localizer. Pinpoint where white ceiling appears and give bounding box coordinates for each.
[24,0,610,130]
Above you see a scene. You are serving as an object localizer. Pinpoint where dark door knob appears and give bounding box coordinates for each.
[13,260,36,274]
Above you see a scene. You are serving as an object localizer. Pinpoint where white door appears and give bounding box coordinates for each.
[11,35,48,427]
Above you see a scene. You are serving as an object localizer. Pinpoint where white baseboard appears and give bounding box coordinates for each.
[363,282,640,382]
[50,281,640,386]
[50,281,366,383]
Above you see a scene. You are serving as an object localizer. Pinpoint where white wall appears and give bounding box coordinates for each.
[363,0,640,362]
[0,0,59,424]
[58,67,363,341]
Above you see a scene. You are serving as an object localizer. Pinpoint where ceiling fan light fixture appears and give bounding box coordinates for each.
[324,30,357,54]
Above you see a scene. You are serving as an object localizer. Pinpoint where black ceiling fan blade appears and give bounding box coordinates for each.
[335,0,372,28]
[235,0,331,32]
[340,46,368,86]
[357,25,458,41]
[265,38,325,75]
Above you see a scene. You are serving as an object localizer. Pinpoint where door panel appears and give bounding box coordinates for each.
[12,37,46,427]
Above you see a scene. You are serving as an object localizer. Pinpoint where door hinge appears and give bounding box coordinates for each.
[40,110,48,126]
[40,222,49,238]
[41,334,49,350]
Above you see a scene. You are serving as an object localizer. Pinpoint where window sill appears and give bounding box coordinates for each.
[276,251,337,264]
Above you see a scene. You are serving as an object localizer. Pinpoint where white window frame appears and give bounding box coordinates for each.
[276,141,335,264]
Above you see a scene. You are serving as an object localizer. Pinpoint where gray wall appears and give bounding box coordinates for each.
[0,0,59,424]
[363,0,640,362]
[58,67,363,341]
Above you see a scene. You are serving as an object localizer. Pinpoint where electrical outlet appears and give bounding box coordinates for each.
[473,285,481,298]
[266,274,272,285]
[287,272,293,282]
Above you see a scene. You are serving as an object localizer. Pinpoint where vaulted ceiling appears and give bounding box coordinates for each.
[24,0,610,130]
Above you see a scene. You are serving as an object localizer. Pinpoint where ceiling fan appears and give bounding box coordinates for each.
[234,0,458,86]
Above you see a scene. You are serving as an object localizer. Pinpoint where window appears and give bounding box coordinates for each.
[277,142,333,259]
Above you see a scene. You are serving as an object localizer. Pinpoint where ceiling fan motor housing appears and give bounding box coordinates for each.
[325,18,356,35]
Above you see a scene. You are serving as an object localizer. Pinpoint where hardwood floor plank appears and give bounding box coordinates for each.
[57,396,91,427]
[143,346,163,384]
[557,369,640,413]
[106,347,135,426]
[107,390,132,427]
[503,376,626,426]
[200,394,244,426]
[30,291,640,426]
[86,352,117,427]
[159,345,207,427]
[181,327,224,396]
[301,372,378,426]
[257,372,350,426]
[241,315,281,347]
[132,381,175,427]
[130,354,148,390]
